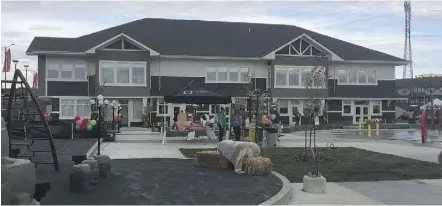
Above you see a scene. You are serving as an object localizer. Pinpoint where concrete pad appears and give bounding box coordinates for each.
[302,175,326,194]
[338,180,442,205]
[98,142,188,159]
[290,183,384,205]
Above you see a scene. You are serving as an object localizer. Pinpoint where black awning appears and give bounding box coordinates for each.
[164,81,231,104]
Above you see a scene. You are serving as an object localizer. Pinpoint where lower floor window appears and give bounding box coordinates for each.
[60,98,90,118]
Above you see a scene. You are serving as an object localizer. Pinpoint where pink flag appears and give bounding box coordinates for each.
[33,72,38,88]
[2,48,11,72]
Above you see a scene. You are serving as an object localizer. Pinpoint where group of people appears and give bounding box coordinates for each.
[204,107,246,142]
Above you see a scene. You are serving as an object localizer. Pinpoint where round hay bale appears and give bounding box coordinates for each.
[195,150,229,169]
[242,156,273,176]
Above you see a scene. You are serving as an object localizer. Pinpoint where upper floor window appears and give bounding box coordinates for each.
[338,69,377,85]
[205,67,250,83]
[274,66,325,88]
[276,38,322,56]
[99,61,146,86]
[47,63,87,81]
[103,37,143,50]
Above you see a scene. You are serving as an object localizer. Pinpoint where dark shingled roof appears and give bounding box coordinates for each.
[27,18,404,61]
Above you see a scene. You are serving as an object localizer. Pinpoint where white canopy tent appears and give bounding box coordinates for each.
[420,98,442,110]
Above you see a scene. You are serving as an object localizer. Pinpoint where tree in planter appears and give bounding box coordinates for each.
[299,52,330,178]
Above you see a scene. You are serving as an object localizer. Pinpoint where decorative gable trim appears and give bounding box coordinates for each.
[85,33,160,56]
[262,33,343,61]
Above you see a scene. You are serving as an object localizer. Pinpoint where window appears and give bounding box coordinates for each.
[205,67,250,83]
[358,71,367,84]
[206,68,217,81]
[240,68,249,82]
[99,61,146,85]
[132,99,143,120]
[338,70,347,83]
[275,66,324,88]
[338,69,377,85]
[349,70,357,84]
[47,62,87,81]
[371,100,381,114]
[275,69,287,86]
[60,98,90,119]
[343,100,352,114]
[74,65,86,80]
[218,68,228,81]
[159,105,168,115]
[288,68,300,86]
[367,70,376,84]
[229,68,239,82]
[279,100,289,114]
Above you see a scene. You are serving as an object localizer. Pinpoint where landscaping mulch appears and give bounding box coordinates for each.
[39,158,282,205]
[179,147,442,183]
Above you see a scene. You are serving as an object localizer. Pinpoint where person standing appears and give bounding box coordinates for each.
[172,109,178,129]
[206,115,216,140]
[231,109,243,141]
[216,107,227,142]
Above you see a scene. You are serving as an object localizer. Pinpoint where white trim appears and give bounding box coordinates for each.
[160,55,261,60]
[205,67,251,84]
[327,97,407,100]
[58,97,91,119]
[98,60,147,86]
[262,33,343,61]
[26,51,86,56]
[332,60,408,65]
[85,33,160,56]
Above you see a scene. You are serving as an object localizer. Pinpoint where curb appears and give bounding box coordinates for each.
[85,139,105,158]
[260,171,293,205]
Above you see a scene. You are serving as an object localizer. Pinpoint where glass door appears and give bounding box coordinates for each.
[119,100,129,126]
[355,105,370,124]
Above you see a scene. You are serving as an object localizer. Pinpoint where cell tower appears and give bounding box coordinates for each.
[403,0,413,79]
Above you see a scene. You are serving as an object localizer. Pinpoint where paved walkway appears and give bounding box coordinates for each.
[95,128,442,205]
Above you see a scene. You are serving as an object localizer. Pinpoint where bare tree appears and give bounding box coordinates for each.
[300,52,329,177]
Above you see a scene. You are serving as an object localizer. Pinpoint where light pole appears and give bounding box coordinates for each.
[24,65,29,80]
[96,95,104,155]
[111,100,117,131]
[12,60,19,71]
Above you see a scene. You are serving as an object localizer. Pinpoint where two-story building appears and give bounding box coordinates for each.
[26,18,407,126]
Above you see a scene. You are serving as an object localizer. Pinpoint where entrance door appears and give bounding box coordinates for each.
[119,100,129,126]
[355,105,369,124]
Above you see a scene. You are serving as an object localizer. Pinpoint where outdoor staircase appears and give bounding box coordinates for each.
[2,70,59,171]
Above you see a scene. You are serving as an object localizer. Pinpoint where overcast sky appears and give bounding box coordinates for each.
[1,0,442,80]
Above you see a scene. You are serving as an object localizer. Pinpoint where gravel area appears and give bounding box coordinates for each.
[40,158,282,205]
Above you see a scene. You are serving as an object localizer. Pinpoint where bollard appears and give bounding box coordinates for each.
[367,124,371,137]
[358,118,362,135]
[376,123,380,136]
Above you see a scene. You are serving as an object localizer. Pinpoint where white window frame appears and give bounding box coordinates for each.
[370,100,382,115]
[274,66,324,88]
[337,69,378,85]
[59,97,90,119]
[342,100,353,116]
[98,60,147,86]
[102,37,144,51]
[205,67,251,83]
[46,63,87,82]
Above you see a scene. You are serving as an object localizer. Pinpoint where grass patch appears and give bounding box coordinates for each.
[179,147,442,182]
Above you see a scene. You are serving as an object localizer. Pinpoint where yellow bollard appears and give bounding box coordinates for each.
[358,118,362,135]
[376,123,379,136]
[367,124,371,137]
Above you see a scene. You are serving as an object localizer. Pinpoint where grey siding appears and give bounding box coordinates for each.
[327,100,342,111]
[37,55,46,96]
[327,113,353,124]
[270,56,328,98]
[328,79,398,98]
[95,50,151,97]
[47,81,89,96]
[150,76,266,97]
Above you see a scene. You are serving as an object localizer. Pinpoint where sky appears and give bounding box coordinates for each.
[1,0,442,83]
